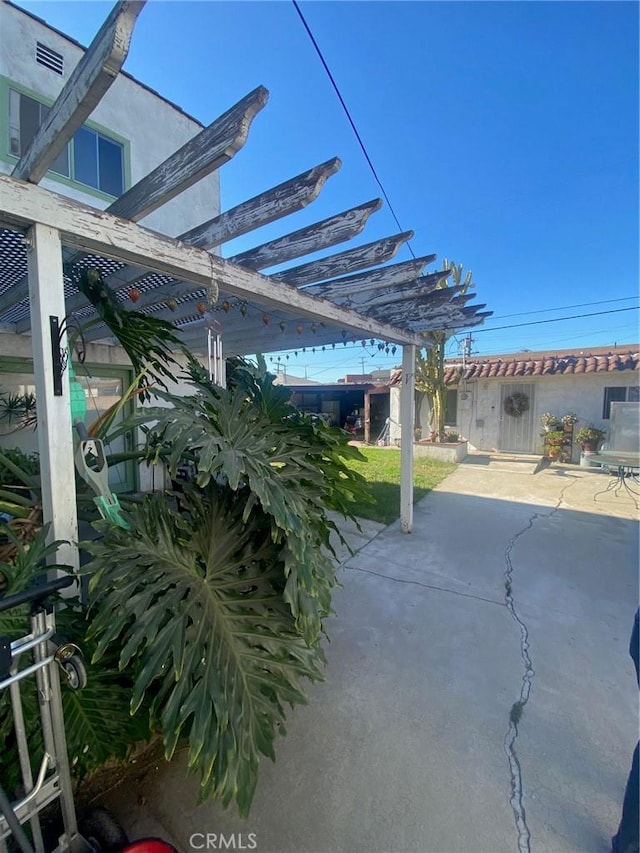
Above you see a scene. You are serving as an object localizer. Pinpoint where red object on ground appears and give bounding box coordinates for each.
[123,841,178,853]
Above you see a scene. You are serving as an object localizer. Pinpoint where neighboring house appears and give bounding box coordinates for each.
[0,1,221,491]
[388,344,639,457]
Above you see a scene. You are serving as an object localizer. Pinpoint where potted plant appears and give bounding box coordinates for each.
[544,429,569,461]
[540,412,561,432]
[575,424,606,451]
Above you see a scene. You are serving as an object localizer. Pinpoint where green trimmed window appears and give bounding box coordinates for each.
[0,361,136,493]
[8,88,124,196]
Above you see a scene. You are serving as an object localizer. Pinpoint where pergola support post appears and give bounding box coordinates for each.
[26,224,79,576]
[400,344,416,533]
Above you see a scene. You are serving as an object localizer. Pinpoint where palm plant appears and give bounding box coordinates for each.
[415,261,474,441]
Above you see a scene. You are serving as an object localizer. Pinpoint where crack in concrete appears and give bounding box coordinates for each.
[503,480,576,853]
[345,564,506,607]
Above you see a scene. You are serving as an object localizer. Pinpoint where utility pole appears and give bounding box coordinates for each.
[360,356,366,376]
[461,334,473,367]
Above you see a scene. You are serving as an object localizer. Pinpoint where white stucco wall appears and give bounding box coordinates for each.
[0,3,220,237]
[414,372,638,458]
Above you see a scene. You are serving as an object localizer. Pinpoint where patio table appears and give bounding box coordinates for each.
[588,450,640,502]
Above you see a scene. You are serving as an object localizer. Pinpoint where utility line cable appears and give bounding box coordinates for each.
[488,295,638,321]
[292,0,416,258]
[472,306,639,334]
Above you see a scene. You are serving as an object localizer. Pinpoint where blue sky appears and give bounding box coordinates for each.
[14,0,639,381]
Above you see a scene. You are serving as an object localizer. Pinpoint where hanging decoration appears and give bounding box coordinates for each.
[279,320,287,332]
[262,313,270,326]
[207,321,225,388]
[222,300,231,313]
[128,287,140,303]
[165,298,177,312]
[503,392,530,417]
[196,301,207,315]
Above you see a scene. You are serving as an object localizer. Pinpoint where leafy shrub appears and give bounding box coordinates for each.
[83,356,370,814]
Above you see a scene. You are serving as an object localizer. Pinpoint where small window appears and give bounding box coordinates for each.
[7,88,124,195]
[445,389,458,425]
[36,42,64,75]
[603,387,628,419]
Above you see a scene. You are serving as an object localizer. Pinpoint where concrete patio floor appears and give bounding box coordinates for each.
[103,455,639,853]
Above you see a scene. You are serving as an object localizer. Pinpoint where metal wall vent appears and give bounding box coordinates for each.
[36,42,64,75]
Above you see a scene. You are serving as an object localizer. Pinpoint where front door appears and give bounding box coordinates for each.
[499,383,536,452]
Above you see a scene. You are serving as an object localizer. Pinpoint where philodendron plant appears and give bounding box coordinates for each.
[82,356,370,814]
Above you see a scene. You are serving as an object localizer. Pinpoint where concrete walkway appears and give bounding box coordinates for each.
[104,456,639,853]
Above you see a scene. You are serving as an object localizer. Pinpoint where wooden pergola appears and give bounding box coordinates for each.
[0,1,490,571]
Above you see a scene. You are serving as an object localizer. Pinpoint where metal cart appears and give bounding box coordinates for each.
[0,574,91,852]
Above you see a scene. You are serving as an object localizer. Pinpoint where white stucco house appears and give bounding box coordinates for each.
[389,344,639,460]
[0,1,220,234]
[0,0,222,492]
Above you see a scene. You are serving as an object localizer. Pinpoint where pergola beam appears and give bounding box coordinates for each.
[179,158,341,249]
[363,289,471,323]
[332,272,449,310]
[12,1,145,184]
[0,175,421,346]
[34,158,345,322]
[270,231,414,287]
[303,255,437,299]
[107,86,269,222]
[229,199,382,271]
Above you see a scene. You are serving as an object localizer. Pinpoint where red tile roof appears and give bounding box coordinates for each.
[443,347,639,384]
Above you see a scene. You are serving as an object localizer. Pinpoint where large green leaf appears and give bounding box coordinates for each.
[107,369,369,643]
[85,484,326,815]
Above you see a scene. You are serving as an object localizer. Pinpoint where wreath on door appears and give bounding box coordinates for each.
[503,392,530,417]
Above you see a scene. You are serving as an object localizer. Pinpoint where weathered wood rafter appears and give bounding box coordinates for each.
[12,1,145,184]
[329,270,450,309]
[178,158,341,249]
[228,199,382,271]
[10,158,344,326]
[0,176,421,347]
[80,199,387,335]
[410,306,491,333]
[303,255,438,299]
[363,288,472,323]
[10,162,347,327]
[107,86,268,222]
[270,232,414,287]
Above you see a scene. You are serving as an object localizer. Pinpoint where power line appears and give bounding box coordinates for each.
[487,295,638,322]
[292,0,416,258]
[473,306,639,334]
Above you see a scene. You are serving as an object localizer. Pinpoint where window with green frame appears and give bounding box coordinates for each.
[7,86,125,196]
[0,360,137,493]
